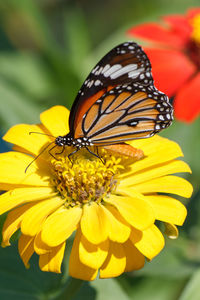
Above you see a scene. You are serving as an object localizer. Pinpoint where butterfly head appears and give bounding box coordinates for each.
[55,135,71,147]
[55,135,72,147]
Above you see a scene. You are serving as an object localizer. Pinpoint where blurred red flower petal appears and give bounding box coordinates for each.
[163,15,191,43]
[174,73,200,122]
[187,7,200,19]
[144,48,196,96]
[127,23,187,48]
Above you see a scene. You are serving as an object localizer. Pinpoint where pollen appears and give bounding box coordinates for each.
[191,14,200,44]
[51,148,126,207]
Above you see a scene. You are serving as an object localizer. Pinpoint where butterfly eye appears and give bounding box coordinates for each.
[55,136,64,146]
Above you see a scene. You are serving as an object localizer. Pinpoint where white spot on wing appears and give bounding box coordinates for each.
[128,68,145,79]
[95,80,101,86]
[103,64,122,77]
[88,80,94,88]
[101,64,110,74]
[92,66,99,74]
[167,113,171,119]
[110,64,138,79]
[95,67,103,75]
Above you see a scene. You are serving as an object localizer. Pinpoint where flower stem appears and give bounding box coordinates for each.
[56,278,83,300]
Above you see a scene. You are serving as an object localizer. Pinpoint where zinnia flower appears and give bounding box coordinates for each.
[127,8,200,122]
[0,106,192,280]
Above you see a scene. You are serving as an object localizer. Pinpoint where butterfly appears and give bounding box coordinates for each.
[26,41,173,172]
[54,41,173,158]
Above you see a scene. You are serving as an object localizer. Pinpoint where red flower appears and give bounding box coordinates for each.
[127,8,200,122]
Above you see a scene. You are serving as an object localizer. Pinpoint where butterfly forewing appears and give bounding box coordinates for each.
[69,41,154,134]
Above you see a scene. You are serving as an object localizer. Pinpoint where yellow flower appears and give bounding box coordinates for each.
[0,106,193,280]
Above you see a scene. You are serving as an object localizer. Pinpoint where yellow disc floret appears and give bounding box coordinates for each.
[191,14,200,44]
[51,148,126,207]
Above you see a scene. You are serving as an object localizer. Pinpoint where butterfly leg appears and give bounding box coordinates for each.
[68,148,80,164]
[96,147,105,164]
[86,147,105,164]
[48,145,59,160]
[55,145,65,155]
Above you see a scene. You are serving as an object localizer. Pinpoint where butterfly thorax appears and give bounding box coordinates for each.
[55,134,93,149]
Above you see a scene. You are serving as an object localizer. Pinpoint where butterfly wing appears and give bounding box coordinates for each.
[74,84,173,144]
[69,41,153,134]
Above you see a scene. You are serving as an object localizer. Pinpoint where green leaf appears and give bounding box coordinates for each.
[179,269,200,300]
[0,0,60,53]
[0,244,64,300]
[0,52,53,99]
[0,213,7,244]
[136,240,196,279]
[64,7,91,80]
[73,278,130,300]
[0,78,43,131]
[125,276,184,300]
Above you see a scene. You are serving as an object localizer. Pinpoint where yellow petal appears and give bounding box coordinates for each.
[105,194,155,231]
[100,241,126,278]
[123,239,145,272]
[144,195,187,225]
[81,202,108,244]
[132,175,193,198]
[39,242,66,273]
[18,234,35,268]
[164,223,179,239]
[21,197,64,236]
[0,187,56,215]
[34,231,51,255]
[119,160,191,187]
[12,145,32,154]
[130,225,165,260]
[122,138,183,179]
[40,106,70,137]
[69,229,98,281]
[101,204,131,243]
[2,203,35,247]
[3,124,52,156]
[79,230,109,269]
[0,152,51,190]
[41,206,82,247]
[129,135,175,155]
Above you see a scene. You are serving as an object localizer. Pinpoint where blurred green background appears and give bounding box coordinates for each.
[0,0,200,299]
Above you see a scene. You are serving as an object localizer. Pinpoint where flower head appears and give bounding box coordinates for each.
[127,8,200,122]
[0,106,193,280]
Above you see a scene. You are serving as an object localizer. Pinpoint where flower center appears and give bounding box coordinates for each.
[51,147,126,207]
[186,13,200,68]
[191,14,200,44]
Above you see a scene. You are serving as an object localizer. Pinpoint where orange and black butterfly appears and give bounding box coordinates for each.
[54,41,173,158]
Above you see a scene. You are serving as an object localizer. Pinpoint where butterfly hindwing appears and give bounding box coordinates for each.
[74,83,173,144]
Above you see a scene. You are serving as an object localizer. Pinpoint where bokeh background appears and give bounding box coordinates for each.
[0,0,199,299]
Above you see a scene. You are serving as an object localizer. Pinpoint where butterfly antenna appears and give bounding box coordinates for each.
[25,141,55,173]
[29,132,56,138]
